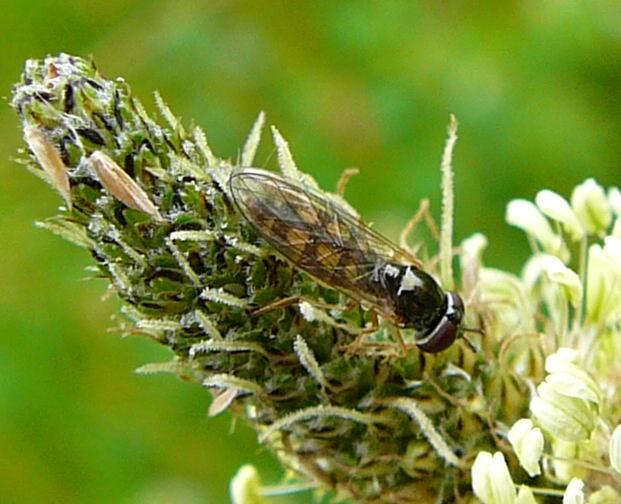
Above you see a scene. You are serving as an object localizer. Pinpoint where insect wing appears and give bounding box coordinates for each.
[229,169,423,322]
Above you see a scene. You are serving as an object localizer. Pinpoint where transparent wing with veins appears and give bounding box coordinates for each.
[229,169,426,323]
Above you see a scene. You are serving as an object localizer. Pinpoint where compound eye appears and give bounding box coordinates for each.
[415,292,465,353]
[415,318,459,353]
[447,292,465,324]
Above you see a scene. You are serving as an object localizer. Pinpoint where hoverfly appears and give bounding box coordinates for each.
[228,168,465,353]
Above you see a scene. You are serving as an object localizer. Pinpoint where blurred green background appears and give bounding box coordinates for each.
[2,1,621,503]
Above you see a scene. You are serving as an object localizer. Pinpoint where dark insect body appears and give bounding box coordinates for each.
[228,168,465,353]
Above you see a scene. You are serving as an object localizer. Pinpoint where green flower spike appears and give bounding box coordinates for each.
[12,53,499,504]
[11,54,621,503]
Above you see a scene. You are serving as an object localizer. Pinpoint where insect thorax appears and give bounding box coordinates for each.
[373,262,447,332]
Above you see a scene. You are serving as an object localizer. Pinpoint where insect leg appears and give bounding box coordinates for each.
[250,295,303,317]
[250,295,355,317]
[388,324,408,357]
[340,309,378,357]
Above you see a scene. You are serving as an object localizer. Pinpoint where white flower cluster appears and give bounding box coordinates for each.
[470,179,621,504]
[508,178,621,333]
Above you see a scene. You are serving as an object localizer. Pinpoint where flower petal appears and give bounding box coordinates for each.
[472,452,516,504]
[610,425,621,474]
[507,199,566,258]
[508,419,543,477]
[230,465,267,504]
[562,478,584,504]
[536,189,584,241]
[571,178,612,234]
[608,187,621,216]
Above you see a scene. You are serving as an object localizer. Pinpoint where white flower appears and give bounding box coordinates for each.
[608,187,621,216]
[544,349,602,405]
[609,425,621,474]
[523,254,582,308]
[508,419,544,477]
[479,268,535,335]
[536,189,584,241]
[530,386,594,442]
[562,478,584,504]
[472,451,516,504]
[516,487,538,504]
[460,233,488,292]
[585,243,621,326]
[603,235,621,259]
[571,178,612,235]
[530,350,600,442]
[460,232,488,259]
[551,439,579,484]
[506,199,566,258]
[545,347,579,369]
[230,465,267,504]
